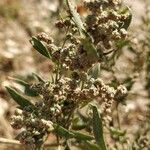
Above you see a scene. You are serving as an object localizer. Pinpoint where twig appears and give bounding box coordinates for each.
[0,137,63,147]
[0,138,20,145]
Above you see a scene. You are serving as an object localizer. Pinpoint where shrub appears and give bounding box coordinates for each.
[6,0,132,149]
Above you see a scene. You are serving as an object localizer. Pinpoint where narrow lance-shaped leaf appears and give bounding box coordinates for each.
[9,77,38,97]
[6,86,34,109]
[72,131,94,141]
[32,72,45,83]
[66,0,85,36]
[109,127,126,137]
[30,36,51,59]
[91,105,107,150]
[66,0,99,60]
[53,124,93,141]
[53,124,74,139]
[9,77,29,87]
[85,141,100,150]
[88,63,101,79]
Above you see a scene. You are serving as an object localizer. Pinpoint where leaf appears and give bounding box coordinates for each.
[53,124,74,139]
[77,111,89,122]
[53,124,93,141]
[32,73,45,83]
[72,117,86,130]
[15,131,26,140]
[9,77,38,97]
[81,38,99,61]
[123,77,134,91]
[66,0,85,35]
[85,141,100,150]
[72,131,94,141]
[66,0,99,60]
[88,63,101,79]
[109,127,126,137]
[91,105,107,150]
[6,86,34,109]
[72,122,86,130]
[30,37,51,59]
[120,6,132,30]
[116,40,130,49]
[51,74,55,83]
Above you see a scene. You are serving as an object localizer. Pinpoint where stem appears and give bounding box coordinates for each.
[116,103,121,129]
[116,103,125,150]
[0,138,63,148]
[55,25,70,83]
[61,26,70,48]
[55,63,60,83]
[65,106,77,129]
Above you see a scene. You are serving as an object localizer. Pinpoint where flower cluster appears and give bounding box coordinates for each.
[36,32,96,71]
[11,71,127,145]
[36,1,130,71]
[85,0,128,51]
[11,106,54,147]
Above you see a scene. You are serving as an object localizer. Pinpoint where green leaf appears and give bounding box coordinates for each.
[50,74,55,83]
[85,141,100,150]
[66,0,99,60]
[32,72,45,83]
[91,105,107,150]
[110,127,126,137]
[72,131,94,141]
[81,38,99,61]
[117,40,130,49]
[88,63,101,79]
[53,124,93,141]
[53,124,74,139]
[120,6,132,30]
[9,77,38,97]
[72,122,86,130]
[72,117,86,130]
[30,37,51,59]
[6,86,34,109]
[123,77,134,91]
[66,0,85,35]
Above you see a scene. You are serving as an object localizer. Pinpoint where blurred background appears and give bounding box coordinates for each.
[0,0,149,149]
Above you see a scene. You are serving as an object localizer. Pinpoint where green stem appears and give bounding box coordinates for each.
[62,26,70,48]
[55,63,60,83]
[65,106,77,129]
